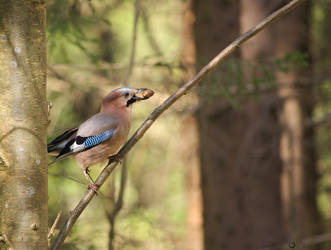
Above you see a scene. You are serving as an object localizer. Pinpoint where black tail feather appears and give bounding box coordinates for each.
[47,128,78,152]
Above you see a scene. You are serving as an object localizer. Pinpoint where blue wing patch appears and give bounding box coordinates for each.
[83,130,115,149]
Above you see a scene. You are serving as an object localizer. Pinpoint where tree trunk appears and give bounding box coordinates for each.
[274,0,321,242]
[0,1,48,249]
[194,0,285,249]
[180,1,203,250]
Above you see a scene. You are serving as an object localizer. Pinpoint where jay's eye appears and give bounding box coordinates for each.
[124,93,129,98]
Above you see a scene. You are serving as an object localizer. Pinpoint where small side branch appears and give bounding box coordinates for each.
[259,232,331,250]
[48,211,62,247]
[51,0,306,249]
[106,159,127,250]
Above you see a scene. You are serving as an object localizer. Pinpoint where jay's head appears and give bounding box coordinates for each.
[102,87,154,111]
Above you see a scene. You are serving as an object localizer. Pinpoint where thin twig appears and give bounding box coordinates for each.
[106,2,141,248]
[141,8,163,56]
[51,1,306,249]
[48,211,62,247]
[259,232,331,250]
[48,65,79,87]
[123,0,140,83]
[106,159,127,250]
[49,172,116,200]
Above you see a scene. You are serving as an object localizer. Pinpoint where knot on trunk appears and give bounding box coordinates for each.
[0,155,8,172]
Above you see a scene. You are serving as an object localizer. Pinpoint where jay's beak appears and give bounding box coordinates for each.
[127,88,154,107]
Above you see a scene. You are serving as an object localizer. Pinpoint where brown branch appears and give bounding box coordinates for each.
[50,0,306,248]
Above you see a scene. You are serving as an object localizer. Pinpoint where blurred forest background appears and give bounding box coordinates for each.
[46,0,331,249]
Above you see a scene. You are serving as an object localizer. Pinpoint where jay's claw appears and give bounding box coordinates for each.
[88,183,99,193]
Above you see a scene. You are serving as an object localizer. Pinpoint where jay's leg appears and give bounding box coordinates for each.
[85,167,95,183]
[82,167,98,193]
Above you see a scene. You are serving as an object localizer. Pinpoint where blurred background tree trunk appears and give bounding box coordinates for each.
[191,0,322,249]
[180,0,203,249]
[274,0,321,242]
[193,0,285,249]
[239,1,286,246]
[0,0,48,249]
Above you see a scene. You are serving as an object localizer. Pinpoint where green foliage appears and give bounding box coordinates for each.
[274,51,309,72]
[47,0,110,63]
[313,0,331,235]
[198,57,279,107]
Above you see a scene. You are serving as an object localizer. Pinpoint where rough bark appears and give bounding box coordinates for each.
[0,1,48,249]
[274,0,321,242]
[194,0,284,249]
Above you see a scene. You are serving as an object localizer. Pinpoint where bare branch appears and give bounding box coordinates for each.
[50,0,307,249]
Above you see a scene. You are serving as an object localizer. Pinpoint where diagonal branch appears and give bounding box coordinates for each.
[50,0,306,248]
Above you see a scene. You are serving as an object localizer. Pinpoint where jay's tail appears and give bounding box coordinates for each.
[47,128,78,153]
[48,127,78,166]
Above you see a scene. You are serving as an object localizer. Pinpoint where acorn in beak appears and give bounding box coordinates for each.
[127,88,154,106]
[134,88,155,100]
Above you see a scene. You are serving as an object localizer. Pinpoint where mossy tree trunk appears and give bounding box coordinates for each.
[0,1,48,249]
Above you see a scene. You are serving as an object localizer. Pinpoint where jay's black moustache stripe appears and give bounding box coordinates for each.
[126,95,146,107]
[126,98,137,107]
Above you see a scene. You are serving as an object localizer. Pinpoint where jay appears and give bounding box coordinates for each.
[48,87,154,192]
